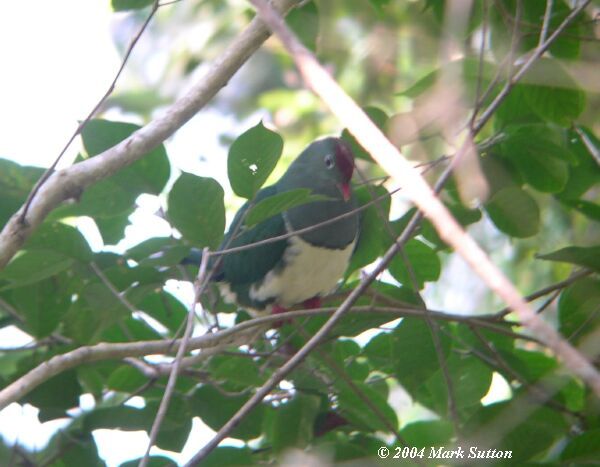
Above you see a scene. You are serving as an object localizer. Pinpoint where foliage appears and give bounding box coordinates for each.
[0,0,599,466]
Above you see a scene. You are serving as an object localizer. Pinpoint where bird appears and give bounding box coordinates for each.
[212,136,359,315]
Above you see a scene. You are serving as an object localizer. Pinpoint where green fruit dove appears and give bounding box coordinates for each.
[187,137,359,315]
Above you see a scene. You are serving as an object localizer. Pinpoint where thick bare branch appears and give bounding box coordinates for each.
[20,1,161,222]
[0,0,299,270]
[248,0,600,398]
[0,301,540,411]
[0,317,262,410]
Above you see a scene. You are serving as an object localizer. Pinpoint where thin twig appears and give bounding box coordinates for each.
[573,125,600,165]
[0,301,542,410]
[181,128,522,463]
[249,0,600,396]
[470,0,489,127]
[139,248,210,467]
[297,327,421,462]
[212,183,403,257]
[0,0,300,270]
[474,0,592,133]
[506,0,523,80]
[465,325,582,419]
[0,297,71,346]
[212,156,446,259]
[91,262,139,316]
[90,262,137,341]
[539,0,555,46]
[184,197,447,465]
[535,289,562,315]
[296,326,404,438]
[20,0,161,223]
[494,268,592,319]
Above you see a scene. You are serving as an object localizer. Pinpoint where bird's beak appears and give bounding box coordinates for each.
[339,183,351,202]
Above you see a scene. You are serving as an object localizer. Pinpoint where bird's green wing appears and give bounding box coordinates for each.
[217,185,288,286]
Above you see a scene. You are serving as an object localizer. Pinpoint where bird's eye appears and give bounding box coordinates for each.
[324,154,335,169]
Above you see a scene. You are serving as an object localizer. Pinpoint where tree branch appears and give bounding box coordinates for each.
[140,248,210,467]
[247,0,600,399]
[20,0,161,223]
[0,301,541,411]
[0,0,300,270]
[474,0,591,133]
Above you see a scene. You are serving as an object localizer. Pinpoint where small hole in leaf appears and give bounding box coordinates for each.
[249,163,258,174]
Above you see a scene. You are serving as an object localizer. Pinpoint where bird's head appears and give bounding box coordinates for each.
[281,137,355,202]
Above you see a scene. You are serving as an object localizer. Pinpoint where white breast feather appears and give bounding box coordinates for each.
[249,234,355,307]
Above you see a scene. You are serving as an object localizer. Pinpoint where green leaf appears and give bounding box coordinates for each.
[202,447,253,467]
[465,403,567,462]
[0,250,73,287]
[392,320,452,393]
[77,364,112,398]
[211,354,267,387]
[107,365,148,393]
[244,188,330,227]
[521,61,586,127]
[484,187,540,238]
[9,279,69,338]
[24,221,92,261]
[147,398,193,452]
[41,429,101,467]
[401,420,454,448]
[81,119,169,195]
[336,380,398,433]
[137,291,188,334]
[329,339,369,382]
[499,126,571,193]
[267,393,320,452]
[397,58,497,103]
[227,121,283,199]
[388,239,440,289]
[560,429,600,463]
[24,370,81,421]
[94,210,133,245]
[495,85,542,128]
[53,178,135,219]
[286,1,319,52]
[83,406,151,431]
[558,278,600,344]
[500,349,557,382]
[561,199,600,222]
[491,1,584,61]
[365,319,451,394]
[417,354,492,415]
[537,245,600,272]
[0,158,44,228]
[190,385,265,440]
[51,120,169,235]
[397,69,438,98]
[560,126,600,199]
[61,268,146,343]
[368,0,392,14]
[111,0,154,12]
[126,237,176,262]
[168,173,225,248]
[521,1,584,59]
[121,457,176,467]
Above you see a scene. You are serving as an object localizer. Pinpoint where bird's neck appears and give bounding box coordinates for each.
[284,194,357,249]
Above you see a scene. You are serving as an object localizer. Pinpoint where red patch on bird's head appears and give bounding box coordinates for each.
[334,140,355,183]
